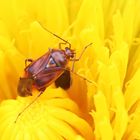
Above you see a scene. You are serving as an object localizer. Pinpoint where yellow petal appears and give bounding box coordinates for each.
[123,102,140,140]
[91,91,113,140]
[112,10,124,50]
[0,88,93,140]
[125,39,140,83]
[65,0,82,24]
[112,88,128,140]
[124,68,140,112]
[122,0,136,42]
[110,44,129,87]
[74,0,104,39]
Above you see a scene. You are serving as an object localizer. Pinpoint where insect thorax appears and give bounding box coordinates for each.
[51,50,68,67]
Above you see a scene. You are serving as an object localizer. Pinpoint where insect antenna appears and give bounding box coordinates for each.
[37,21,71,48]
[15,91,44,123]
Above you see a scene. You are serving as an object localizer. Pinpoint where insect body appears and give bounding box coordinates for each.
[15,22,94,123]
[17,47,75,97]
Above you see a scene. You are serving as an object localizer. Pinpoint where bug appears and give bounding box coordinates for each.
[15,22,96,122]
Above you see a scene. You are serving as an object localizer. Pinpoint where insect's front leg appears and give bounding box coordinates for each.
[71,53,76,72]
[70,43,93,62]
[25,59,33,67]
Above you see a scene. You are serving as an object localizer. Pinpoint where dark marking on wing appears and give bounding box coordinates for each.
[55,69,71,90]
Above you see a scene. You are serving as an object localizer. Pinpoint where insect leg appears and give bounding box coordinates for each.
[15,90,44,123]
[70,43,93,62]
[71,53,76,72]
[25,59,33,67]
[62,68,97,87]
[70,43,93,73]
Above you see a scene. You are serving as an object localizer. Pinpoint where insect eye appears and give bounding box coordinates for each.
[65,47,69,51]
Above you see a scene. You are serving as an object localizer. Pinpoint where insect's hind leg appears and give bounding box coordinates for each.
[14,90,45,123]
[62,68,97,87]
[25,59,33,67]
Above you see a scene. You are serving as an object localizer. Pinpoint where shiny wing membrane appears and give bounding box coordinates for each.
[34,67,64,90]
[25,51,51,75]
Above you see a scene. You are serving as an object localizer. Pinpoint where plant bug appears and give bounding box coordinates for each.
[15,21,96,123]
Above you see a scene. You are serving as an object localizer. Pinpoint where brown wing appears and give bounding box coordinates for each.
[17,78,34,96]
[33,67,64,91]
[25,51,51,76]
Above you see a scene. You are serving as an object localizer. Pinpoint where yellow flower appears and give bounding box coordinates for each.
[0,0,140,140]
